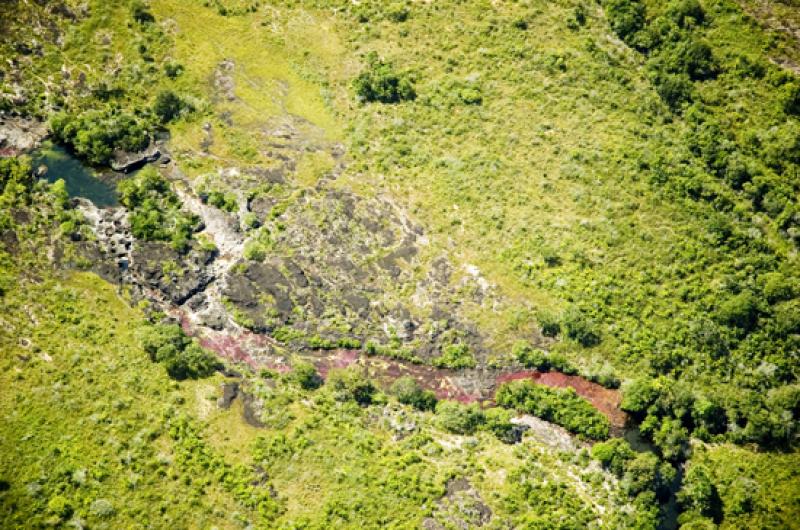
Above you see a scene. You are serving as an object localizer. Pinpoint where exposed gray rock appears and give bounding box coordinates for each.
[110,144,160,173]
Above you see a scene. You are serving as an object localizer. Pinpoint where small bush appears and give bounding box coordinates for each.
[327,366,375,405]
[153,90,189,124]
[591,438,635,475]
[292,361,322,390]
[337,337,362,349]
[483,407,522,444]
[435,400,485,434]
[137,323,219,380]
[90,499,115,518]
[537,310,561,337]
[307,336,337,350]
[762,272,794,303]
[512,341,578,374]
[51,109,150,165]
[131,0,155,24]
[667,0,705,28]
[47,495,73,520]
[496,379,609,440]
[651,72,693,110]
[433,343,476,369]
[243,240,267,262]
[391,376,437,411]
[117,167,198,250]
[562,307,601,347]
[353,52,416,104]
[603,0,646,44]
[715,290,759,331]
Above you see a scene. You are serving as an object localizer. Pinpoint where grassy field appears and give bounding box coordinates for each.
[2,0,800,527]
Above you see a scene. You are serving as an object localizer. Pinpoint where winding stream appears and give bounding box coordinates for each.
[35,142,680,529]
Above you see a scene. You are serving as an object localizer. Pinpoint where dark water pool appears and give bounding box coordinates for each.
[31,141,118,207]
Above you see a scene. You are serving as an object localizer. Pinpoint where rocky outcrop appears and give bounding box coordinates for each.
[0,116,48,156]
[110,143,161,173]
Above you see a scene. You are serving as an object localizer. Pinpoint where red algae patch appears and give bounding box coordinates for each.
[175,312,627,429]
[495,370,627,428]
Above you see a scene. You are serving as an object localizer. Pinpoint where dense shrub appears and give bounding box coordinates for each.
[292,361,322,390]
[651,72,693,110]
[482,407,522,444]
[391,376,437,411]
[677,465,723,523]
[714,290,759,331]
[153,90,188,124]
[131,0,155,24]
[353,52,416,104]
[435,400,485,435]
[137,323,219,380]
[512,340,577,374]
[327,366,376,405]
[51,109,150,165]
[562,307,601,347]
[496,380,609,440]
[117,167,199,251]
[205,189,238,212]
[592,438,636,475]
[433,343,476,369]
[656,39,717,80]
[603,0,646,44]
[762,272,795,303]
[536,310,561,337]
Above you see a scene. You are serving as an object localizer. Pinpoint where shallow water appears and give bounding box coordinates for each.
[31,141,118,207]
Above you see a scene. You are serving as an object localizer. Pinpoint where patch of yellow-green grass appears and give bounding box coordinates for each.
[183,374,264,466]
[153,0,345,171]
[0,271,244,528]
[295,150,337,188]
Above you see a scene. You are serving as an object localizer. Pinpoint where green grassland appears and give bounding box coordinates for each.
[2,0,800,527]
[0,249,640,528]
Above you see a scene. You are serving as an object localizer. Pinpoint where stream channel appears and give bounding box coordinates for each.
[26,142,681,530]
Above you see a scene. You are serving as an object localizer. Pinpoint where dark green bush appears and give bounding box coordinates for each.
[657,39,717,80]
[153,90,188,124]
[353,52,416,104]
[292,361,322,390]
[131,0,155,24]
[433,343,476,369]
[512,341,577,374]
[496,380,609,440]
[651,72,693,110]
[782,82,800,116]
[327,366,376,405]
[621,378,659,416]
[391,376,437,411]
[205,190,238,212]
[714,290,759,331]
[482,407,521,444]
[677,465,723,523]
[117,167,198,250]
[653,417,689,461]
[667,0,705,28]
[537,310,561,337]
[762,272,795,303]
[591,437,635,476]
[603,0,646,44]
[562,307,601,347]
[435,400,485,435]
[137,323,219,380]
[51,109,150,165]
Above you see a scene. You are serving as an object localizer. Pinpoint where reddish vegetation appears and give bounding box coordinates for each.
[496,370,627,428]
[179,317,627,429]
[311,350,627,428]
